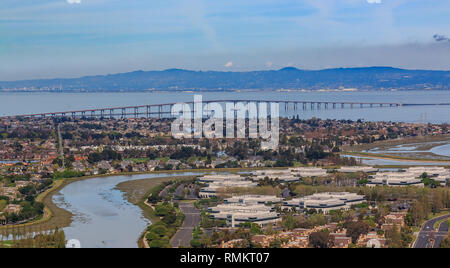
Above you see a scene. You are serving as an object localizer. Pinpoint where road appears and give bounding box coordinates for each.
[414,214,450,248]
[170,203,201,248]
[159,184,172,198]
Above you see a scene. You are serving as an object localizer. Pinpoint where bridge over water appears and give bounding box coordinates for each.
[3,100,450,119]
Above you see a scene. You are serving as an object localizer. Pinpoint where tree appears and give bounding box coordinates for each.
[440,233,450,248]
[345,220,369,244]
[281,215,297,230]
[250,223,263,235]
[309,231,330,248]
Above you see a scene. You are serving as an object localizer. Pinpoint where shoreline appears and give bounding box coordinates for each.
[342,152,450,164]
[0,167,258,236]
[115,176,198,248]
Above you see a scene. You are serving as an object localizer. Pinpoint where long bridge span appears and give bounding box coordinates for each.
[3,100,449,119]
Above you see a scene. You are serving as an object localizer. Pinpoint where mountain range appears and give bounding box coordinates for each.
[1,67,449,92]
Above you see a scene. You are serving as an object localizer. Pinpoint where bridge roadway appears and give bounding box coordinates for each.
[3,99,450,119]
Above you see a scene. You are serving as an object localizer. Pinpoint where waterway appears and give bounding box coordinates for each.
[52,172,203,248]
[0,90,449,123]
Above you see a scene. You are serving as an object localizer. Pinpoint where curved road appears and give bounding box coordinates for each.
[414,214,450,248]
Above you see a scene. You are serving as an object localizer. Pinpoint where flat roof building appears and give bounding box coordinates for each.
[337,166,379,173]
[224,195,282,205]
[197,174,246,183]
[290,167,328,177]
[253,174,300,183]
[208,203,280,227]
[283,192,366,213]
[407,166,449,177]
[368,172,425,187]
[199,180,258,198]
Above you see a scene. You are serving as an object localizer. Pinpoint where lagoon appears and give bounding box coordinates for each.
[53,172,202,248]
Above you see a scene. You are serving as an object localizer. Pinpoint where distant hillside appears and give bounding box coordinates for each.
[1,67,449,92]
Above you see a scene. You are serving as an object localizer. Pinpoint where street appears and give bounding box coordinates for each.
[170,203,201,248]
[414,214,450,248]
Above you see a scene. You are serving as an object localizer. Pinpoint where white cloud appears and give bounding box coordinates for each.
[265,61,273,68]
[67,0,82,4]
[224,61,233,68]
[367,0,382,4]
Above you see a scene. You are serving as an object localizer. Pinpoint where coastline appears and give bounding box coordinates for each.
[342,152,450,164]
[0,167,258,236]
[115,176,198,248]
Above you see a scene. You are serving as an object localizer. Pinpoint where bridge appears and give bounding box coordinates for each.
[3,99,448,119]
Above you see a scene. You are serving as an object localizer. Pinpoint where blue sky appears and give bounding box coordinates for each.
[1,0,450,80]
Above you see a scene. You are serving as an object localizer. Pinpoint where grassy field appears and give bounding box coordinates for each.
[342,135,450,152]
[0,241,12,248]
[341,135,450,162]
[0,200,7,212]
[342,151,450,163]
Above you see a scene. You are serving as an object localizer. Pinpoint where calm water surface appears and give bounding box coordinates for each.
[430,144,450,157]
[53,172,203,248]
[0,91,449,123]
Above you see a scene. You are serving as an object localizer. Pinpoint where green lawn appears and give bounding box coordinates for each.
[0,200,7,212]
[124,158,150,163]
[0,241,13,248]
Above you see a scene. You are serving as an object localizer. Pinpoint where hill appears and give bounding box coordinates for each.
[1,67,449,92]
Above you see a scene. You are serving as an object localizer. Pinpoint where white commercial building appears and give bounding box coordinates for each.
[197,174,247,183]
[337,166,379,173]
[199,180,258,198]
[224,195,282,205]
[290,167,328,177]
[208,202,281,227]
[435,175,450,186]
[253,174,300,183]
[213,211,281,228]
[251,170,291,176]
[250,169,301,183]
[283,192,366,213]
[368,172,424,187]
[208,203,274,214]
[406,167,450,177]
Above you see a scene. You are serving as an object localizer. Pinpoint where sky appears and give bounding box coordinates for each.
[1,0,450,80]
